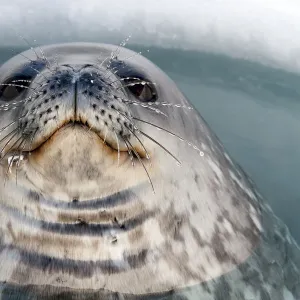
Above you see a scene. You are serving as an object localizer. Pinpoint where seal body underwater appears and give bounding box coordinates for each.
[0,42,299,300]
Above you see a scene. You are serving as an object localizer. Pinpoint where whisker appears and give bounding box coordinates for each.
[0,120,18,134]
[128,128,151,161]
[124,100,167,117]
[126,138,155,193]
[110,108,151,161]
[139,130,181,165]
[15,138,27,185]
[0,128,18,146]
[110,107,181,163]
[108,77,144,86]
[99,56,111,71]
[109,35,132,65]
[122,51,142,64]
[6,137,24,178]
[35,41,53,71]
[0,130,19,158]
[28,128,39,150]
[96,87,167,117]
[122,137,134,166]
[0,83,40,95]
[18,35,53,74]
[103,127,108,144]
[133,117,204,157]
[0,93,38,108]
[17,53,50,81]
[116,80,156,91]
[113,130,120,167]
[133,117,184,141]
[103,35,132,79]
[0,134,22,163]
[11,79,44,88]
[139,101,193,110]
[18,35,40,60]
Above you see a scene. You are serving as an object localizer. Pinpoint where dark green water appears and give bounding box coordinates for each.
[1,45,300,243]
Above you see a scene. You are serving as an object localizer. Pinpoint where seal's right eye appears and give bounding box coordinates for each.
[0,60,46,102]
[124,78,157,102]
[0,76,31,101]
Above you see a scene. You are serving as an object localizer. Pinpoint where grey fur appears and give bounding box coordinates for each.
[0,43,299,299]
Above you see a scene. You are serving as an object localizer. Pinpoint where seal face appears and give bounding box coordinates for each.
[0,43,299,299]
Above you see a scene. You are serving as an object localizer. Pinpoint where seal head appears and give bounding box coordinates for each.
[0,43,263,296]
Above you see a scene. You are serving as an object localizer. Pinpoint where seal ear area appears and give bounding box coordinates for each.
[0,60,46,101]
[109,59,158,102]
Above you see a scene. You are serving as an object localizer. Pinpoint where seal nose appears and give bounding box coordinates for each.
[18,64,134,152]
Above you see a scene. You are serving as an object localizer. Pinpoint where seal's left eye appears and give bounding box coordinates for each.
[0,76,31,101]
[125,79,157,102]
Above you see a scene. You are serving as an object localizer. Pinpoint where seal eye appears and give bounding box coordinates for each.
[0,60,46,102]
[109,59,157,102]
[125,79,157,102]
[0,76,31,101]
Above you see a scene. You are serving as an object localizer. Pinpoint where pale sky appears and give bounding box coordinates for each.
[0,0,300,72]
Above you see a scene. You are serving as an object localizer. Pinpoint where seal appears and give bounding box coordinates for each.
[0,42,299,299]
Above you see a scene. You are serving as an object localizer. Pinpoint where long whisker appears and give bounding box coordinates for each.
[16,52,50,81]
[16,138,27,185]
[0,128,18,146]
[119,99,167,117]
[0,130,19,158]
[133,117,184,141]
[36,42,53,71]
[103,127,108,144]
[116,81,155,91]
[0,94,36,110]
[122,137,134,166]
[6,137,24,177]
[133,117,204,157]
[11,79,44,87]
[0,120,18,134]
[1,135,23,163]
[110,108,151,161]
[126,138,155,193]
[18,35,40,60]
[139,130,181,165]
[113,130,120,167]
[109,77,149,86]
[128,128,150,161]
[0,83,40,96]
[97,87,168,117]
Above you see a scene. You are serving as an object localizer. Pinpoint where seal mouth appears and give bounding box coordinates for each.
[25,120,147,160]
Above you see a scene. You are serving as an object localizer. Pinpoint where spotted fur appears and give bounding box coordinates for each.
[0,43,299,299]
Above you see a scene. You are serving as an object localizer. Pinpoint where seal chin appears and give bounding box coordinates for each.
[20,124,153,200]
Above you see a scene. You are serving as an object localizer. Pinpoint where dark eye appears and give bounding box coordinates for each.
[0,60,46,102]
[109,59,158,102]
[125,79,157,102]
[0,76,31,101]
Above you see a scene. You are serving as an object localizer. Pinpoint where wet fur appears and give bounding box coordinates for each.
[0,43,299,299]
